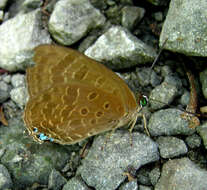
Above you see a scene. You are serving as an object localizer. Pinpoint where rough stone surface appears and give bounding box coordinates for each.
[199,69,207,99]
[0,9,51,71]
[10,86,28,108]
[0,0,8,9]
[185,134,201,149]
[62,177,90,190]
[149,167,160,186]
[136,67,161,87]
[155,158,207,190]
[77,130,159,190]
[149,82,178,110]
[85,26,157,69]
[159,0,207,56]
[148,108,195,136]
[48,169,67,190]
[0,117,70,189]
[119,180,138,190]
[49,0,105,45]
[139,185,152,190]
[0,81,10,103]
[11,74,25,88]
[196,122,207,149]
[179,91,190,106]
[121,6,145,30]
[156,136,188,158]
[0,164,13,190]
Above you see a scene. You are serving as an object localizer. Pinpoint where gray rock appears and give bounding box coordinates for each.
[119,180,138,190]
[185,134,201,149]
[136,67,161,87]
[85,26,157,69]
[90,0,108,10]
[155,158,207,190]
[159,0,207,56]
[136,67,151,87]
[148,108,195,136]
[78,35,99,53]
[137,168,151,185]
[150,71,162,87]
[0,89,9,103]
[0,164,13,189]
[0,80,11,103]
[49,0,106,45]
[154,12,163,22]
[164,74,183,91]
[179,91,190,106]
[139,185,152,190]
[121,6,145,30]
[8,0,25,17]
[149,82,178,110]
[0,117,70,189]
[199,69,207,99]
[149,166,160,186]
[77,130,159,190]
[0,81,9,92]
[0,9,51,71]
[2,75,11,84]
[156,136,188,158]
[10,86,28,108]
[62,177,90,190]
[9,65,29,108]
[48,169,67,190]
[0,148,6,159]
[0,10,3,21]
[105,5,122,25]
[11,74,25,88]
[22,0,43,12]
[0,0,8,10]
[196,122,207,149]
[160,65,172,77]
[2,100,20,119]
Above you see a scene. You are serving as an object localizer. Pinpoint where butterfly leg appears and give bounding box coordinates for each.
[128,113,150,142]
[101,128,116,150]
[142,113,150,137]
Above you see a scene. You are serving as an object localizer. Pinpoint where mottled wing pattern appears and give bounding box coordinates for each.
[27,45,137,112]
[24,82,125,144]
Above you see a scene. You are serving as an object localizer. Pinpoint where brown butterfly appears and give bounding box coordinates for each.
[24,45,147,145]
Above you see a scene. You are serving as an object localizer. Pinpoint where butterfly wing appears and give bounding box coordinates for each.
[24,82,129,144]
[26,45,137,113]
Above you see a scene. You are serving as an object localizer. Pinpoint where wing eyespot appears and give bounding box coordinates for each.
[80,107,89,116]
[88,92,99,101]
[103,101,110,110]
[96,111,104,118]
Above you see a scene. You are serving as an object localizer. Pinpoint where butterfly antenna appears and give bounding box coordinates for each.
[150,38,168,69]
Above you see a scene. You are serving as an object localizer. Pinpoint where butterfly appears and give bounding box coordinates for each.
[24,44,147,145]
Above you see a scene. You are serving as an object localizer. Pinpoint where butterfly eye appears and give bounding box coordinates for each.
[139,95,148,108]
